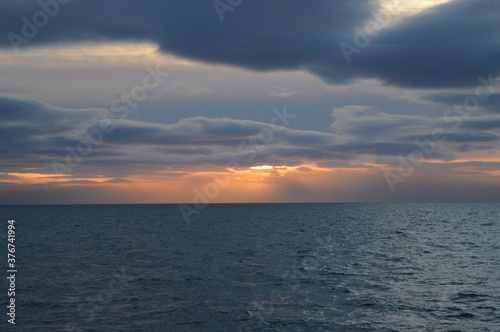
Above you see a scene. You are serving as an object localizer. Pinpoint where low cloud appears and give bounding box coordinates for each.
[331,105,500,143]
[2,95,498,179]
[426,93,500,113]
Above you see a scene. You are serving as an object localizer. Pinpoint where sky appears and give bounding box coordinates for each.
[1,0,500,204]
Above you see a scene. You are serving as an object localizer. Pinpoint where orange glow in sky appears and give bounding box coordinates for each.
[250,165,274,170]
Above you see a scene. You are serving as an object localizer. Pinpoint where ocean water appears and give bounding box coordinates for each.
[1,203,499,331]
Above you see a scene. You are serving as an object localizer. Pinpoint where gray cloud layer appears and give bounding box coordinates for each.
[2,95,499,178]
[1,0,499,88]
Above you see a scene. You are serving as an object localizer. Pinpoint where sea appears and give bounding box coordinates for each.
[0,203,499,331]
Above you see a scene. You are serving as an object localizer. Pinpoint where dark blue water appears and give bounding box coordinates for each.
[1,203,499,331]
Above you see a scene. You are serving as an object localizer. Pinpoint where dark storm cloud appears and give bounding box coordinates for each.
[350,0,500,88]
[0,0,376,69]
[1,0,499,88]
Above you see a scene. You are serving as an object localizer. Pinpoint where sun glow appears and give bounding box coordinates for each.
[0,172,120,185]
[1,172,68,184]
[250,165,274,170]
[0,43,199,68]
[380,0,454,19]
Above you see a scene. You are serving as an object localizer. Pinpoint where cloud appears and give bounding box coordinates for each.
[329,105,421,138]
[331,104,500,139]
[404,132,498,143]
[159,81,214,97]
[268,87,297,98]
[47,179,101,185]
[88,117,341,147]
[0,0,375,67]
[0,95,344,176]
[2,0,497,89]
[329,104,500,160]
[0,94,103,133]
[0,95,105,162]
[1,94,498,182]
[0,173,18,180]
[426,92,500,113]
[347,0,500,88]
[104,178,134,183]
[456,143,494,152]
[330,105,436,140]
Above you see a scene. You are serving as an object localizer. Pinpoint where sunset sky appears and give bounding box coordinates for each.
[1,0,500,204]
